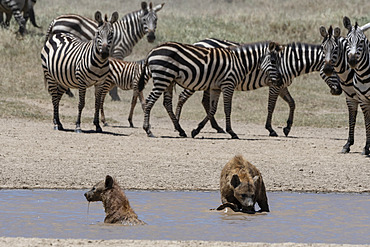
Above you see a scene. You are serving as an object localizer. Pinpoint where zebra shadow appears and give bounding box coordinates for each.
[58,129,128,136]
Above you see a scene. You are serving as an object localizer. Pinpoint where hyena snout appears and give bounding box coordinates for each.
[84,190,102,202]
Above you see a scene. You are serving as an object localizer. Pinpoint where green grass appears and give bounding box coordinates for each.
[0,0,368,128]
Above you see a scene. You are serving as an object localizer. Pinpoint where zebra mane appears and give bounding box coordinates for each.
[228,41,271,50]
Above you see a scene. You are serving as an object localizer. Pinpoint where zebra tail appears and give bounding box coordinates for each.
[29,7,40,28]
[138,60,148,92]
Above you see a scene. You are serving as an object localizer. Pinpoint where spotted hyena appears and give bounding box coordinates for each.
[84,175,146,225]
[217,155,270,214]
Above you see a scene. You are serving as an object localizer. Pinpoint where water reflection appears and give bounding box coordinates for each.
[0,190,369,244]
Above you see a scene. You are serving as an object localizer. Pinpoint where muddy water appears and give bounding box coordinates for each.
[0,190,369,244]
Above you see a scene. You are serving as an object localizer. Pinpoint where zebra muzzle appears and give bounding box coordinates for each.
[323,63,334,76]
[101,44,110,59]
[348,55,357,69]
[147,31,156,43]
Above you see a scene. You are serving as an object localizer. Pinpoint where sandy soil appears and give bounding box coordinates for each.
[0,116,369,247]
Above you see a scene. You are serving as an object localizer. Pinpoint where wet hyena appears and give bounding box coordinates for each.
[218,155,270,214]
[84,175,145,225]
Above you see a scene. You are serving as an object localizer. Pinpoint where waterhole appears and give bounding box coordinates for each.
[0,190,369,244]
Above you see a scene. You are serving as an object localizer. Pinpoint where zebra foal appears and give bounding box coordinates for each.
[95,58,150,128]
[342,17,370,155]
[138,41,282,139]
[41,11,118,133]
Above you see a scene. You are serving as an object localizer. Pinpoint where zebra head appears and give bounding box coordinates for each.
[343,16,369,69]
[319,26,341,76]
[140,2,165,43]
[94,11,119,59]
[260,42,283,87]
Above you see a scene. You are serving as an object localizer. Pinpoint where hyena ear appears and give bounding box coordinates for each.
[231,174,241,188]
[105,175,114,189]
[343,16,352,31]
[319,26,327,38]
[253,176,259,183]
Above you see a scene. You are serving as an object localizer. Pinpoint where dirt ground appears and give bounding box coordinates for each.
[0,116,369,247]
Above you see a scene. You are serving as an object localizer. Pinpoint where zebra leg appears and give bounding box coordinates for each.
[51,88,65,131]
[163,84,187,137]
[143,90,163,137]
[279,87,295,137]
[360,103,370,155]
[128,90,139,128]
[342,98,358,153]
[75,88,87,133]
[109,86,121,101]
[222,86,238,139]
[191,89,221,138]
[93,84,104,133]
[99,82,114,127]
[175,89,195,122]
[202,89,225,133]
[265,86,280,137]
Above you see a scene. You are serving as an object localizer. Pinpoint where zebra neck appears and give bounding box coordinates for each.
[353,42,370,84]
[335,39,352,79]
[281,43,322,77]
[120,10,146,43]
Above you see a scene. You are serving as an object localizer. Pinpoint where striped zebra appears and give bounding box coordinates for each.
[319,25,369,154]
[41,11,118,133]
[175,38,342,138]
[0,0,26,34]
[45,1,164,100]
[342,16,370,155]
[138,41,283,139]
[96,58,150,128]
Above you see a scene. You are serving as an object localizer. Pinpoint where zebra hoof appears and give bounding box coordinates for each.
[96,127,103,133]
[191,129,200,138]
[231,134,239,139]
[75,128,82,133]
[216,128,226,134]
[283,127,291,137]
[54,125,64,131]
[103,122,109,127]
[179,131,187,138]
[269,131,278,137]
[341,147,350,153]
[362,148,369,156]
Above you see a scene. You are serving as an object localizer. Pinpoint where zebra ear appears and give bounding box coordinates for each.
[111,12,119,24]
[141,1,148,13]
[334,27,341,38]
[268,42,276,52]
[319,26,327,38]
[95,11,103,26]
[153,3,165,12]
[343,16,352,31]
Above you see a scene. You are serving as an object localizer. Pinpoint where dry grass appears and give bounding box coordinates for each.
[0,0,368,130]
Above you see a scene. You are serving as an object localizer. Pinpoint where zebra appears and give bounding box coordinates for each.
[342,16,370,155]
[41,11,118,133]
[0,0,39,31]
[45,1,165,101]
[137,41,283,139]
[0,0,26,34]
[175,38,342,138]
[95,58,150,128]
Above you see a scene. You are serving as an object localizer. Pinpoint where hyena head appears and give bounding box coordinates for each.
[84,175,115,202]
[230,174,259,213]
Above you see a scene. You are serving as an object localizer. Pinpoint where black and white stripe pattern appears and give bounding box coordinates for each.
[175,38,342,137]
[0,0,26,34]
[342,16,370,155]
[44,2,164,59]
[138,41,282,139]
[319,25,364,154]
[96,58,150,127]
[41,12,118,133]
